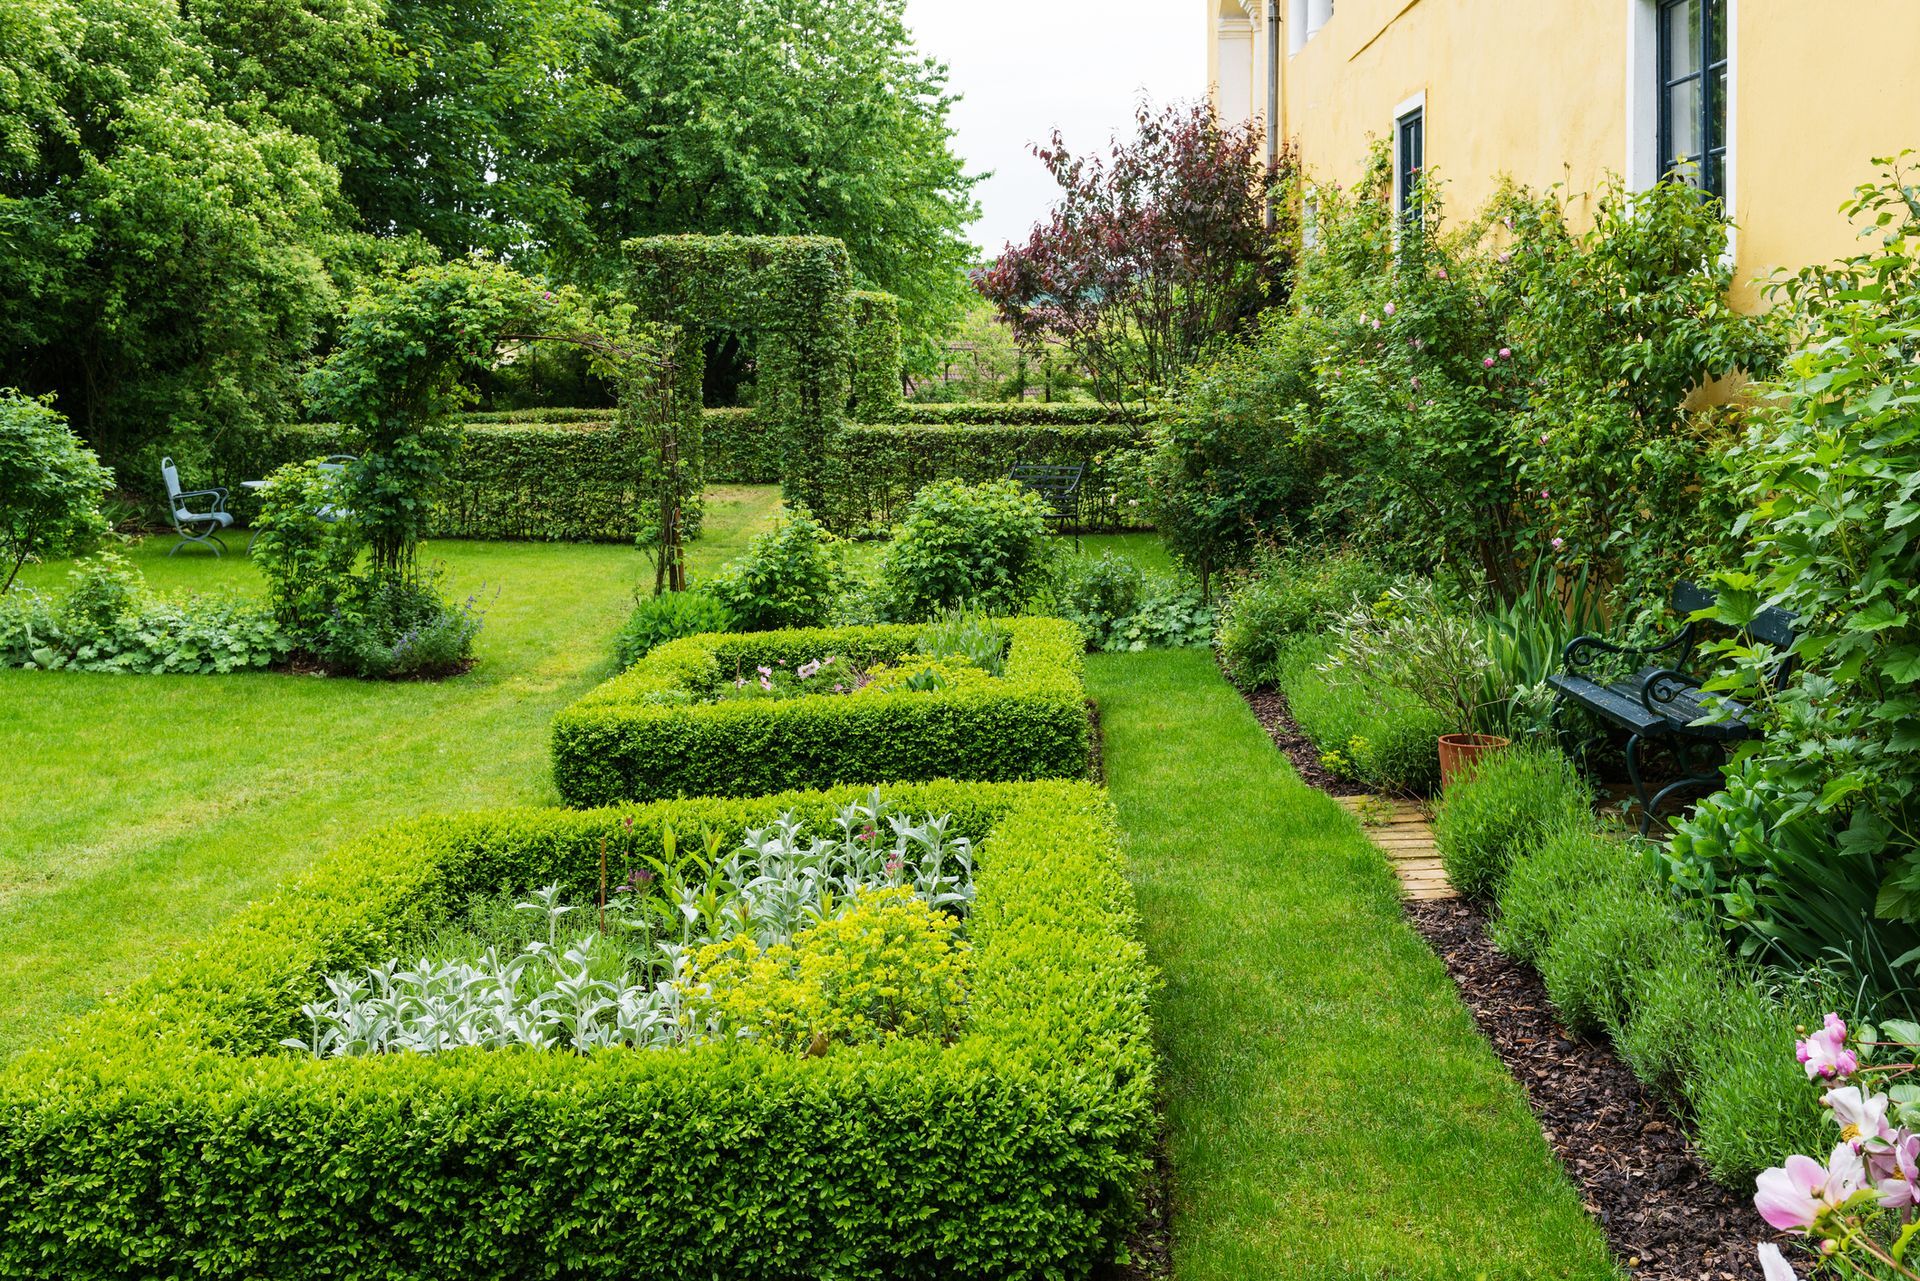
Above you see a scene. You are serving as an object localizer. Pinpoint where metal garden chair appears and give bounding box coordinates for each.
[162,457,235,556]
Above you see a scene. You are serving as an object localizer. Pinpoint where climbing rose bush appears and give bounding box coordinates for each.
[1751,1014,1920,1278]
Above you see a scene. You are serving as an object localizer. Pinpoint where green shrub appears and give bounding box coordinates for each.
[705,506,842,631]
[323,573,485,679]
[0,780,1154,1280]
[1276,638,1445,793]
[1046,553,1215,653]
[551,618,1091,806]
[1492,816,1827,1186]
[0,553,292,675]
[612,590,734,668]
[819,423,1151,536]
[878,479,1055,620]
[1214,549,1397,686]
[0,389,113,593]
[251,459,362,638]
[1687,978,1834,1182]
[1434,745,1593,900]
[1491,822,1635,966]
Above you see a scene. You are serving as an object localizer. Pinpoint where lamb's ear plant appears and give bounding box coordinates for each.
[286,808,979,1059]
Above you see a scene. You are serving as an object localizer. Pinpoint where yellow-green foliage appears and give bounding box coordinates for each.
[692,888,969,1051]
[551,617,1091,805]
[852,655,994,697]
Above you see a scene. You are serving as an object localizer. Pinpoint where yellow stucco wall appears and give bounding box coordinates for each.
[1211,0,1920,308]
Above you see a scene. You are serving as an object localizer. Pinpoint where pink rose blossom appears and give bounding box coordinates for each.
[1483,356,1496,368]
[1436,268,1449,280]
[1550,537,1564,550]
[1384,303,1396,316]
[1499,347,1512,358]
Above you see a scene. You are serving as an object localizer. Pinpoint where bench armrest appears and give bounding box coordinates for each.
[1563,625,1694,674]
[1638,667,1697,718]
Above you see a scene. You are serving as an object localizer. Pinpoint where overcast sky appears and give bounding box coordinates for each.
[901,0,1207,257]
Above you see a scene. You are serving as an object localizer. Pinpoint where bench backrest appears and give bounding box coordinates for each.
[1007,463,1083,497]
[1674,580,1797,647]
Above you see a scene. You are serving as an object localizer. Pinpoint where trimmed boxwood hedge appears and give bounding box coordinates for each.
[0,780,1156,1280]
[209,409,774,539]
[551,618,1092,806]
[818,423,1152,537]
[894,402,1151,426]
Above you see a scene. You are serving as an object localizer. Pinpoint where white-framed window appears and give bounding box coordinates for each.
[1391,93,1426,226]
[1627,0,1735,214]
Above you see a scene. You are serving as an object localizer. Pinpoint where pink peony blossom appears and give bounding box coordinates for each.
[1824,1085,1896,1150]
[1756,1244,1799,1281]
[1798,1014,1858,1080]
[1875,1133,1920,1209]
[1754,1144,1867,1232]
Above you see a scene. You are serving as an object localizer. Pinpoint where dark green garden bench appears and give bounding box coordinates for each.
[1548,581,1796,833]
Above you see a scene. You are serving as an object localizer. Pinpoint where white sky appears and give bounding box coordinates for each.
[901,0,1207,258]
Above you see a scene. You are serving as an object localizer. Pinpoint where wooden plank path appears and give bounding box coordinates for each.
[1335,796,1456,900]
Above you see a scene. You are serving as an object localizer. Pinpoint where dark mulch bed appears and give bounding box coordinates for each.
[1242,685,1368,797]
[1105,1128,1175,1281]
[1236,677,1773,1279]
[1407,898,1775,1280]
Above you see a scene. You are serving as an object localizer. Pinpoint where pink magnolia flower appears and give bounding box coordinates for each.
[1754,1143,1867,1232]
[1798,1013,1857,1080]
[1824,1085,1896,1150]
[1874,1133,1920,1209]
[1756,1244,1799,1281]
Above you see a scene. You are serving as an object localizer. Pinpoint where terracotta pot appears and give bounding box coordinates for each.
[1437,732,1511,790]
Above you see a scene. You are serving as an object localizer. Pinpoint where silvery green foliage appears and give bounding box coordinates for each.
[283,792,973,1058]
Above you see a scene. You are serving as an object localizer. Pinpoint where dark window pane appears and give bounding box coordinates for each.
[1704,151,1725,200]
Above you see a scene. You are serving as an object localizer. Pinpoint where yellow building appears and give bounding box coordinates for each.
[1208,0,1920,305]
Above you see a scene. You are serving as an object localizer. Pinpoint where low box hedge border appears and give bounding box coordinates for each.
[0,780,1154,1280]
[893,402,1152,426]
[550,617,1092,806]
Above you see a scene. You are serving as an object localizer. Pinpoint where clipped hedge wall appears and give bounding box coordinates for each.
[551,618,1091,806]
[895,403,1152,426]
[0,780,1156,1280]
[209,409,776,539]
[819,423,1152,536]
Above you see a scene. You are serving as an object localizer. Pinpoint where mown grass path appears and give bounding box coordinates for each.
[1088,649,1619,1280]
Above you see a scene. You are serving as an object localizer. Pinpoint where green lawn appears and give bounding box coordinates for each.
[1088,649,1618,1281]
[0,488,790,1055]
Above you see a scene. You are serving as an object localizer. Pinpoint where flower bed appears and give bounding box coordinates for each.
[0,780,1155,1280]
[549,617,1091,806]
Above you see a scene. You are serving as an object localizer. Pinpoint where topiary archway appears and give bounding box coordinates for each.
[304,258,698,592]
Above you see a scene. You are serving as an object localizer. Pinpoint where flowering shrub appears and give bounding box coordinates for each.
[1750,1014,1920,1278]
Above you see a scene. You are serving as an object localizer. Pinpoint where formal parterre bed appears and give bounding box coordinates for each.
[551,616,1092,805]
[0,779,1154,1280]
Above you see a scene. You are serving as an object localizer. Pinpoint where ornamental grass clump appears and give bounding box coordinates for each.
[1434,743,1593,899]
